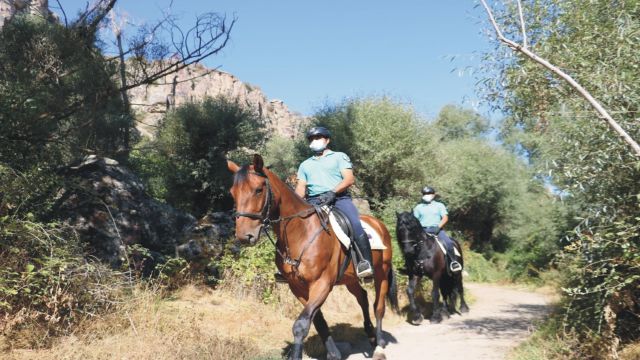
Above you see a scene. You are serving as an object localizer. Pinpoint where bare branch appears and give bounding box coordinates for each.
[54,0,69,27]
[479,0,640,157]
[73,0,118,34]
[515,0,527,48]
[121,13,236,91]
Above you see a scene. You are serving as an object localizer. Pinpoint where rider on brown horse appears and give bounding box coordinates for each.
[295,126,374,279]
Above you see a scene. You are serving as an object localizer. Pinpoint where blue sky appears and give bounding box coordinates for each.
[55,1,493,118]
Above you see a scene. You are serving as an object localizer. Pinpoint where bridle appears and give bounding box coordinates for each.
[233,171,274,224]
[232,170,325,269]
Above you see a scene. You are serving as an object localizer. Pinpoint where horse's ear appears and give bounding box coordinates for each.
[253,154,264,173]
[227,160,240,174]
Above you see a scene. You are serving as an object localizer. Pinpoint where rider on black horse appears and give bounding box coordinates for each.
[413,186,462,273]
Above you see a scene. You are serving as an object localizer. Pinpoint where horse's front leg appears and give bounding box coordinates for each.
[406,274,423,325]
[430,277,443,323]
[289,280,332,360]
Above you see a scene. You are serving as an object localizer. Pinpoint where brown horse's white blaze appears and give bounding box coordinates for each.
[227,155,398,360]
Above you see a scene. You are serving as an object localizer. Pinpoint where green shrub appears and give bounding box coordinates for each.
[132,96,266,217]
[0,16,127,170]
[217,238,278,303]
[0,217,127,348]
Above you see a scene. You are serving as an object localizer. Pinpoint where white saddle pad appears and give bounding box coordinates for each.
[434,236,461,257]
[327,210,387,250]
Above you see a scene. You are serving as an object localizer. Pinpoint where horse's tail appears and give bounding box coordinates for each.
[387,266,400,314]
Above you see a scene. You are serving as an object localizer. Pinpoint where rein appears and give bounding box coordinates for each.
[234,170,328,270]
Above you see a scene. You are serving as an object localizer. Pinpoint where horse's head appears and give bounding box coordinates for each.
[227,154,272,246]
[395,211,422,255]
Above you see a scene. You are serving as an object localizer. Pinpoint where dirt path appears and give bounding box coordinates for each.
[331,282,553,360]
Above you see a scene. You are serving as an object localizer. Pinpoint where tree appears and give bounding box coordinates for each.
[0,16,126,169]
[143,96,265,216]
[478,0,640,354]
[479,0,640,157]
[310,97,433,207]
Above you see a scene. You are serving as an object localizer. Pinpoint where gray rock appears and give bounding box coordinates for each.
[55,155,232,271]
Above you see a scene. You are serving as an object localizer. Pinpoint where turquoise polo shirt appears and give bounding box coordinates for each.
[297,150,352,196]
[413,200,448,228]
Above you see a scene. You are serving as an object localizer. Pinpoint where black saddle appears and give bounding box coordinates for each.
[328,206,355,241]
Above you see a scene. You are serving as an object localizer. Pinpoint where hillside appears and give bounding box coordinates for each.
[128,64,307,138]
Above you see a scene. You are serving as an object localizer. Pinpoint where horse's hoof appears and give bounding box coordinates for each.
[441,309,451,319]
[372,345,387,360]
[369,336,377,348]
[430,316,442,324]
[326,351,341,360]
[412,314,424,325]
[461,304,470,313]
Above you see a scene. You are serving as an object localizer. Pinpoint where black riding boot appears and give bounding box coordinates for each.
[353,233,374,279]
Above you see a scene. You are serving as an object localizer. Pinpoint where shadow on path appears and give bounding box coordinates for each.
[457,303,549,339]
[280,323,398,360]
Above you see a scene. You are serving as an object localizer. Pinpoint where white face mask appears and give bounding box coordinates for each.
[422,194,435,202]
[309,139,327,152]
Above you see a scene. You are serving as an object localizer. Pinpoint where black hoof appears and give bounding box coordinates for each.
[430,315,442,324]
[327,351,341,360]
[411,313,424,325]
[461,304,470,313]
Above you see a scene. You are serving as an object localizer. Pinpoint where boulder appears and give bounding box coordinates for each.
[54,155,232,271]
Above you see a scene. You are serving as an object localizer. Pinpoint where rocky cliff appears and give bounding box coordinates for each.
[0,0,54,26]
[129,63,307,139]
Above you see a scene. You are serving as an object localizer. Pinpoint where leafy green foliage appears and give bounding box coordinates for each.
[310,97,432,205]
[132,96,266,216]
[479,0,640,349]
[217,239,278,303]
[0,16,127,170]
[308,99,565,279]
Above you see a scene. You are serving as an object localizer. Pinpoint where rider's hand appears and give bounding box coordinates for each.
[319,191,337,206]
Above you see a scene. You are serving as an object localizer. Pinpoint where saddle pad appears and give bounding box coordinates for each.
[434,236,461,257]
[328,211,387,250]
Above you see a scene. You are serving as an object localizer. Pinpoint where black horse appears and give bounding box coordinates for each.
[396,211,469,324]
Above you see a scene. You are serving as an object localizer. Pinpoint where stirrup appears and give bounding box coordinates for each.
[356,260,374,279]
[449,261,462,273]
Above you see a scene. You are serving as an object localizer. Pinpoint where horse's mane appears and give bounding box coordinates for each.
[396,211,424,235]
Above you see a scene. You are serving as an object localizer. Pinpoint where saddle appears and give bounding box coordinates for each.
[320,206,386,282]
[323,206,386,251]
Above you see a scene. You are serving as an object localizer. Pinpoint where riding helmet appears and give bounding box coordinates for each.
[306,126,331,140]
[421,186,436,195]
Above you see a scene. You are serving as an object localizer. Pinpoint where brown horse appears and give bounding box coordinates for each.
[228,154,398,360]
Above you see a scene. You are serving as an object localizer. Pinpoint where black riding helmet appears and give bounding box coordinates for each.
[421,186,436,195]
[306,126,331,140]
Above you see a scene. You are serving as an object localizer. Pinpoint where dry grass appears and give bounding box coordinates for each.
[3,281,407,360]
[620,342,640,360]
